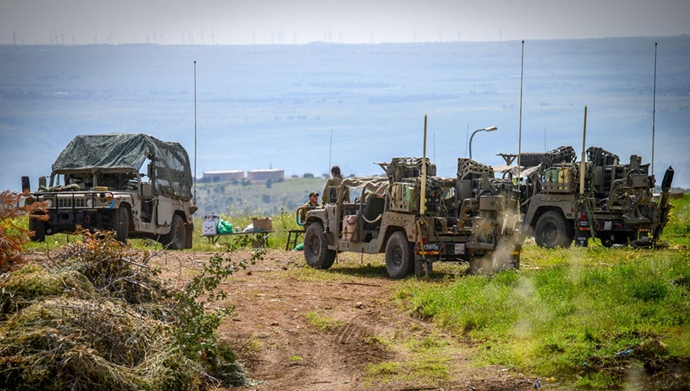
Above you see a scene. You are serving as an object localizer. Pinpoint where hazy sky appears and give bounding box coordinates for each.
[1,0,689,45]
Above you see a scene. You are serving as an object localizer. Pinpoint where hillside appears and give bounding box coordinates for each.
[2,37,689,194]
[195,177,327,217]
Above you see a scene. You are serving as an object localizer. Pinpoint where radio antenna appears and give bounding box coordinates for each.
[652,42,657,177]
[193,60,197,206]
[328,129,333,174]
[518,40,524,176]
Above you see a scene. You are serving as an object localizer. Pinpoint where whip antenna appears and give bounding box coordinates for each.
[193,60,197,206]
[518,40,524,181]
[652,42,657,177]
[328,129,333,174]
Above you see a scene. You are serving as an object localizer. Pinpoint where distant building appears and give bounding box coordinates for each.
[202,170,244,182]
[247,169,284,182]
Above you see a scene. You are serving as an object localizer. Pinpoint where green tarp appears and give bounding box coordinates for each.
[52,133,193,200]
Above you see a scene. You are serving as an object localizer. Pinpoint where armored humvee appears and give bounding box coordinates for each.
[298,157,523,278]
[514,146,673,248]
[22,133,197,249]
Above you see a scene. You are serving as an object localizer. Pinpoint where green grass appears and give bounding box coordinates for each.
[16,191,690,388]
[304,311,343,331]
[394,194,690,388]
[663,194,690,247]
[363,332,454,386]
[398,250,690,387]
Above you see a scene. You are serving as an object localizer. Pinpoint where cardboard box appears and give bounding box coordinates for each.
[203,215,220,236]
[252,217,273,231]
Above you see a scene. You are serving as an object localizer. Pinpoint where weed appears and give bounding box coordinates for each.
[305,311,343,330]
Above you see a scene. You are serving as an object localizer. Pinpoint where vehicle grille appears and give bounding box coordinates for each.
[57,197,87,208]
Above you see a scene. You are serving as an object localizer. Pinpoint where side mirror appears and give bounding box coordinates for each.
[21,176,30,193]
[328,186,338,203]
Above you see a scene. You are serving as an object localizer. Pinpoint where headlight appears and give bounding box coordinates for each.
[86,198,93,208]
[45,199,53,208]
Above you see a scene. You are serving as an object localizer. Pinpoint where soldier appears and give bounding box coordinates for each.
[322,165,350,204]
[301,191,320,222]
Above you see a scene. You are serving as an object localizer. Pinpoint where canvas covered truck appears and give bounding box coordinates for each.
[298,157,523,279]
[514,145,674,248]
[22,133,197,249]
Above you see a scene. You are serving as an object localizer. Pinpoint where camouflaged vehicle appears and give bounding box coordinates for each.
[23,133,197,249]
[514,146,673,248]
[297,157,523,278]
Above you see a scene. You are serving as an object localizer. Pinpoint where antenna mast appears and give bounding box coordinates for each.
[328,129,333,174]
[518,40,524,176]
[193,60,197,206]
[652,42,657,177]
[420,115,428,216]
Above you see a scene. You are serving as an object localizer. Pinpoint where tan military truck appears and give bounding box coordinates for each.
[515,146,673,248]
[299,157,523,278]
[23,133,197,249]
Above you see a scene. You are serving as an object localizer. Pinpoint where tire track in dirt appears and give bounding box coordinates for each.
[149,250,543,391]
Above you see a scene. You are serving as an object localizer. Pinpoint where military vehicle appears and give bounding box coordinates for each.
[297,157,523,278]
[22,133,197,249]
[513,145,673,248]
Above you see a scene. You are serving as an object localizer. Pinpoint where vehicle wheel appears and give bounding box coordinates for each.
[28,217,46,242]
[385,231,414,279]
[162,215,186,250]
[534,211,573,248]
[304,223,336,269]
[113,206,129,243]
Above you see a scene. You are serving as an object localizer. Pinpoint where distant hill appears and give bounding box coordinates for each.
[1,37,689,193]
[195,177,326,217]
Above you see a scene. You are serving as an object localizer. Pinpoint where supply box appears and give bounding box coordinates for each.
[203,215,220,236]
[252,217,273,231]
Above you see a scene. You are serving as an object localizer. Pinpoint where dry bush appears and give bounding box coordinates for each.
[0,190,47,272]
[0,231,248,390]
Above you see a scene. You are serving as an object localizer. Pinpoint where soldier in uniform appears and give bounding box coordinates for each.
[300,191,320,222]
[322,165,350,204]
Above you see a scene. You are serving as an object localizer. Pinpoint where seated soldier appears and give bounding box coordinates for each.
[300,191,320,222]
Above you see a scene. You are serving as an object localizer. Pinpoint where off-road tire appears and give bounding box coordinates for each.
[534,211,573,248]
[28,217,46,242]
[162,214,186,250]
[304,223,336,269]
[385,231,414,279]
[113,207,129,243]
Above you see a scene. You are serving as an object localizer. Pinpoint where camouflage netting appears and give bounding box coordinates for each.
[0,234,246,390]
[52,133,193,199]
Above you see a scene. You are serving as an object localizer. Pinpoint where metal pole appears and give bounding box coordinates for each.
[193,60,197,206]
[420,115,427,216]
[468,129,479,160]
[580,106,587,195]
[518,40,524,175]
[328,128,333,174]
[652,42,657,178]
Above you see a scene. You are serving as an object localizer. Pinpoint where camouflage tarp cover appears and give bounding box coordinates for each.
[52,133,193,199]
[342,176,390,196]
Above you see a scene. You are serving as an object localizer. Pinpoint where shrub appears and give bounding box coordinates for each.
[0,191,47,272]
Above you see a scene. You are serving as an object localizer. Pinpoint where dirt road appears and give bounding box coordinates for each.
[148,249,542,391]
